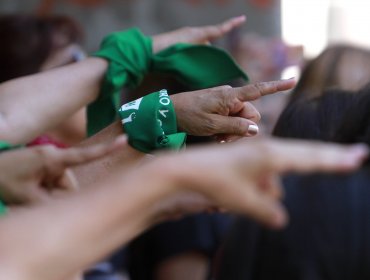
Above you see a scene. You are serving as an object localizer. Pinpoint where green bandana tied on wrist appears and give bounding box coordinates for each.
[119,89,186,153]
[88,28,248,137]
[0,201,6,216]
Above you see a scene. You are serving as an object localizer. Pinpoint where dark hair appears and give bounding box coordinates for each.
[0,14,83,83]
[333,83,370,146]
[273,89,355,142]
[289,44,370,103]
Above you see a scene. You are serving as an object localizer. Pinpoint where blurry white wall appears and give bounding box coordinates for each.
[281,0,370,58]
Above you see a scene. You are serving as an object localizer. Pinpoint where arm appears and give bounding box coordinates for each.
[0,58,108,144]
[0,16,246,145]
[72,79,296,188]
[0,139,367,279]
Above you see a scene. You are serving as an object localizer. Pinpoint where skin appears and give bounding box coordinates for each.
[0,136,127,205]
[0,138,367,280]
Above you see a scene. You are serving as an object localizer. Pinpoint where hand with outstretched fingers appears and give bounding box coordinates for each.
[171,78,295,140]
[153,138,368,229]
[0,136,127,205]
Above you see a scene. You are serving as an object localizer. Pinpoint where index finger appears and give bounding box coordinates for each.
[201,15,246,40]
[266,139,369,173]
[58,135,128,167]
[234,79,296,101]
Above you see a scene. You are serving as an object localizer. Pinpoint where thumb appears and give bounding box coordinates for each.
[211,115,259,137]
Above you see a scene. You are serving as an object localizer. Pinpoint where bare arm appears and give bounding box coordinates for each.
[0,139,367,279]
[0,58,108,145]
[0,163,173,280]
[72,121,146,187]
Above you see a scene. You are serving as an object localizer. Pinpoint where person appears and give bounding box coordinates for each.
[0,16,292,280]
[0,135,367,280]
[216,85,370,280]
[289,44,370,103]
[0,16,300,203]
[3,15,365,280]
[0,15,267,146]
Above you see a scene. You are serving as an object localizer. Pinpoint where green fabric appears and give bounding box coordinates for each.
[88,28,248,136]
[0,141,12,216]
[0,140,13,151]
[0,201,6,216]
[118,89,186,153]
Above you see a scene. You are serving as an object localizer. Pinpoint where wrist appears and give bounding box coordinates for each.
[142,155,189,223]
[169,93,186,132]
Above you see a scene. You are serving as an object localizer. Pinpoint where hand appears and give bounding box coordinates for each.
[154,138,368,229]
[152,16,246,53]
[0,136,127,205]
[170,79,295,140]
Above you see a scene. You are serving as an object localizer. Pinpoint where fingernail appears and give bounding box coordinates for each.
[284,77,296,80]
[247,124,259,136]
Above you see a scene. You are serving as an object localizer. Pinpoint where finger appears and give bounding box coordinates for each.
[234,78,296,102]
[237,185,288,229]
[235,102,261,123]
[266,139,369,173]
[219,15,247,33]
[57,169,80,191]
[211,115,259,137]
[258,174,284,200]
[200,15,246,40]
[59,135,128,167]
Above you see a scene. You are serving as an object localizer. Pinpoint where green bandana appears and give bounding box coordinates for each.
[0,140,13,151]
[88,28,248,136]
[0,201,6,216]
[119,89,186,153]
[0,141,13,216]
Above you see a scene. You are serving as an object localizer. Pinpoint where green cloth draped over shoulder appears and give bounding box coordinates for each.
[88,28,248,136]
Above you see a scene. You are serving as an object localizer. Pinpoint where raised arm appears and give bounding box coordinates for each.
[0,16,246,145]
[0,58,108,144]
[0,139,367,280]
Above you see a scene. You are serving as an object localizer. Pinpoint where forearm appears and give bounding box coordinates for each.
[72,121,147,187]
[0,161,177,280]
[0,57,108,144]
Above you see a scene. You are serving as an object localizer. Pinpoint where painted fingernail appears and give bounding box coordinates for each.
[247,124,259,136]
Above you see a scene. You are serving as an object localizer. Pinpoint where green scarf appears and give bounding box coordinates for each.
[118,89,186,153]
[0,201,6,216]
[0,140,13,216]
[88,28,248,136]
